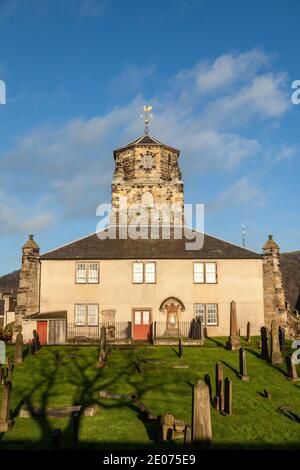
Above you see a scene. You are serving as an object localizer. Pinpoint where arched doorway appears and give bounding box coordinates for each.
[159,297,185,336]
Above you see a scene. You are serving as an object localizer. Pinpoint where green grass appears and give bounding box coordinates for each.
[0,337,300,450]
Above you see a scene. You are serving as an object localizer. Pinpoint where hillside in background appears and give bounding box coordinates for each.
[0,251,299,309]
[0,270,20,296]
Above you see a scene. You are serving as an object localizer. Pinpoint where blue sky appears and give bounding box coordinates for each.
[0,0,299,275]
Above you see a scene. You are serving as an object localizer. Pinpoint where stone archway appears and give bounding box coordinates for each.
[159,297,185,336]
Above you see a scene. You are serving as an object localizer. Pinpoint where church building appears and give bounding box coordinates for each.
[15,113,291,344]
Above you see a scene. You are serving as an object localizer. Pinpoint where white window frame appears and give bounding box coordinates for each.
[87,304,99,326]
[76,263,87,284]
[206,262,217,284]
[194,303,206,324]
[206,303,218,325]
[75,304,86,325]
[88,263,100,284]
[194,262,205,283]
[133,262,144,283]
[145,262,156,284]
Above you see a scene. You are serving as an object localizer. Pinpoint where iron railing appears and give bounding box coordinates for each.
[66,322,132,343]
[153,321,203,340]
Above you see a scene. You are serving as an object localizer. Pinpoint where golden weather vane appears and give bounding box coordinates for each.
[140,105,153,135]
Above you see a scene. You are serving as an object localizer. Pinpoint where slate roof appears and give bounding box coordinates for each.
[25,311,67,320]
[40,228,261,261]
[113,134,180,155]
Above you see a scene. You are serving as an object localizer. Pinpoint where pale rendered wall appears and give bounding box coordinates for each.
[39,258,264,336]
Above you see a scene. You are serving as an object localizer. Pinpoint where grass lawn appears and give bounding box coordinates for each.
[0,337,300,450]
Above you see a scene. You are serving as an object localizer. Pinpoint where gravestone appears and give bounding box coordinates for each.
[54,351,61,365]
[246,322,251,342]
[270,320,283,364]
[226,301,240,350]
[178,337,183,358]
[239,348,249,381]
[0,380,13,431]
[52,428,62,449]
[160,414,175,440]
[192,380,212,449]
[72,410,80,450]
[264,389,272,399]
[96,327,107,368]
[14,332,24,364]
[286,356,300,382]
[224,378,232,416]
[136,357,144,374]
[31,330,40,355]
[6,357,13,381]
[260,327,270,361]
[214,362,223,410]
[279,326,286,352]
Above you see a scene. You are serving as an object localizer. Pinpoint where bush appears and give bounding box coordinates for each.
[0,321,15,343]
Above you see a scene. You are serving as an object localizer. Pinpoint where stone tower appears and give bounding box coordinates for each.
[111,134,184,227]
[15,235,40,321]
[262,234,287,329]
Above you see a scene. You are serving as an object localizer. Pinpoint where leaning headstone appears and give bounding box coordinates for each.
[223,378,232,416]
[178,337,183,358]
[52,428,62,449]
[160,414,175,441]
[239,348,249,381]
[264,389,272,400]
[226,301,240,350]
[270,320,283,364]
[192,380,212,449]
[279,326,286,352]
[246,322,251,342]
[14,332,24,364]
[260,327,270,361]
[0,380,13,432]
[286,356,300,382]
[213,362,223,410]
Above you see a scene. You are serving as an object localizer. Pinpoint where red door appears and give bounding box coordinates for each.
[133,310,151,340]
[37,321,48,345]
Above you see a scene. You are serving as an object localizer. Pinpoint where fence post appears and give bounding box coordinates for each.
[128,321,132,339]
[154,321,157,340]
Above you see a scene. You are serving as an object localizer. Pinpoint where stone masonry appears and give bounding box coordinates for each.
[15,235,40,322]
[111,135,184,226]
[262,235,287,330]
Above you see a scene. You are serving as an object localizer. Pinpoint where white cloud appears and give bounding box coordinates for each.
[0,190,54,234]
[109,64,156,94]
[275,145,297,162]
[207,177,266,213]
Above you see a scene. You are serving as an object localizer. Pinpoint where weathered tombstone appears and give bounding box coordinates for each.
[0,380,13,431]
[96,326,107,368]
[204,374,213,403]
[213,362,223,410]
[239,348,249,381]
[260,327,270,361]
[72,410,80,450]
[160,414,175,440]
[31,330,40,355]
[279,326,286,352]
[178,337,183,358]
[192,380,212,449]
[270,320,283,364]
[14,332,24,364]
[286,355,300,382]
[264,389,272,399]
[226,301,240,350]
[246,322,251,342]
[52,428,62,449]
[223,378,232,416]
[6,356,13,380]
[54,351,61,365]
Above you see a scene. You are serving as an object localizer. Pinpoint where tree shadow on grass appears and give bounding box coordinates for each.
[221,361,240,379]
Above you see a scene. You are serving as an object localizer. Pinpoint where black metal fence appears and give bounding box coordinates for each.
[66,322,132,343]
[153,321,203,340]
